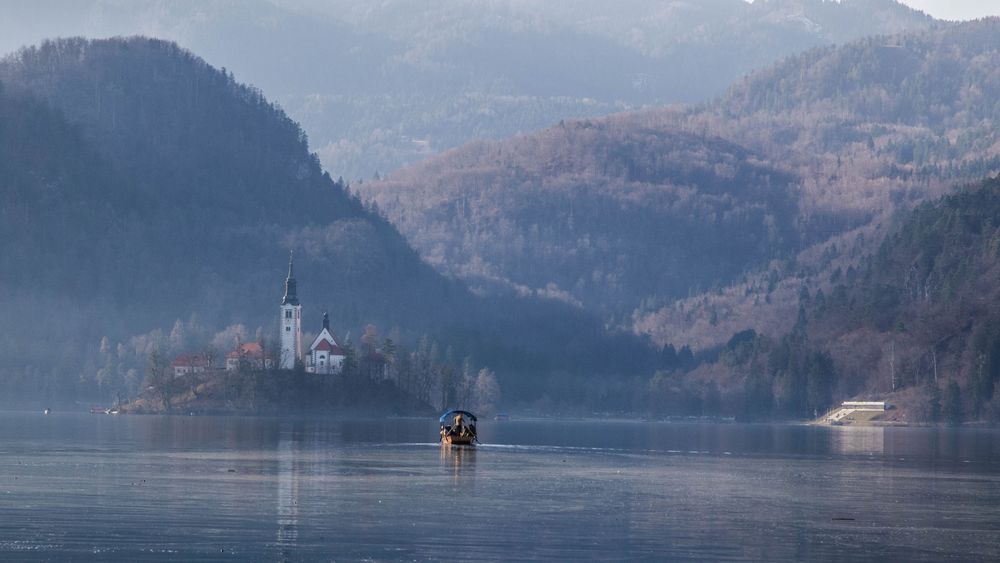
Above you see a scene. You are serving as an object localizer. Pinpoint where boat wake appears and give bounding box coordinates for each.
[374,442,720,457]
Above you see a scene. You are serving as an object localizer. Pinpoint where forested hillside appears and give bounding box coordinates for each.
[0,37,654,407]
[357,18,1000,420]
[367,122,803,318]
[637,17,1000,349]
[813,176,1000,422]
[708,16,1000,210]
[0,80,137,383]
[0,0,935,178]
[4,18,998,419]
[682,177,1000,423]
[631,20,1000,422]
[365,19,1000,331]
[0,37,443,334]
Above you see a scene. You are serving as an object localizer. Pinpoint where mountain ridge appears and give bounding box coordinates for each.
[0,0,937,178]
[358,19,1000,422]
[360,18,1000,329]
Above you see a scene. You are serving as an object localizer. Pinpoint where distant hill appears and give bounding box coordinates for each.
[363,18,1000,326]
[0,37,441,334]
[0,37,654,406]
[686,176,1000,423]
[0,0,936,178]
[0,78,136,370]
[812,175,1000,422]
[712,15,1000,206]
[824,179,1000,414]
[636,17,1000,349]
[365,120,803,318]
[359,20,1000,423]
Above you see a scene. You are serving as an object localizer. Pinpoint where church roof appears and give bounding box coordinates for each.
[314,339,344,355]
[281,251,299,306]
[309,327,343,355]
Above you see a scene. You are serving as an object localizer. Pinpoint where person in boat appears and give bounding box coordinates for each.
[452,413,464,437]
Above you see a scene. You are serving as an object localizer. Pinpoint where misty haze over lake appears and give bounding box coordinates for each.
[2,1,1000,560]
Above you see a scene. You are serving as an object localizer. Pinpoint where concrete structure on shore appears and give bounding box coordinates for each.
[826,401,888,425]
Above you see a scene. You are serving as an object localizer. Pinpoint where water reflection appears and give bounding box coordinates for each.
[276,436,300,555]
[440,444,476,483]
[831,426,885,456]
[3,414,999,561]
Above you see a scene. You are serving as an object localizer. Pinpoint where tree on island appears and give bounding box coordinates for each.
[144,348,172,412]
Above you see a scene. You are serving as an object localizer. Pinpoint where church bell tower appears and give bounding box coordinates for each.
[279,251,302,370]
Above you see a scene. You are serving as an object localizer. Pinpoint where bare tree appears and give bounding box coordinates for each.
[145,347,172,412]
[203,345,218,370]
[473,368,501,416]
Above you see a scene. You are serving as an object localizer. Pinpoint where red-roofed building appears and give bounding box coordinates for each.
[172,354,211,377]
[307,313,346,374]
[225,341,275,371]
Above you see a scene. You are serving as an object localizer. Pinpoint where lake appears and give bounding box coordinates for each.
[0,413,998,561]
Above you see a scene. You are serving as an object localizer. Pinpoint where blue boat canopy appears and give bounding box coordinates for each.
[439,410,478,423]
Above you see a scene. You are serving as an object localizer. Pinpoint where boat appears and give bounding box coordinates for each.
[439,410,478,445]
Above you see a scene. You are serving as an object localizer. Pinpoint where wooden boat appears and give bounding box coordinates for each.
[439,410,478,445]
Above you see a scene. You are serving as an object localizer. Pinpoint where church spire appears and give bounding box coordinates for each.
[323,312,330,331]
[282,250,299,305]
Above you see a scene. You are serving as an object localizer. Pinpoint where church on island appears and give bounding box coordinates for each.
[170,253,348,375]
[280,253,347,374]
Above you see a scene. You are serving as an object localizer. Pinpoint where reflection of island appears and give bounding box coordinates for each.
[831,426,885,456]
[277,437,299,552]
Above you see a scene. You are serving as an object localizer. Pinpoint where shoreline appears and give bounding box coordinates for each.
[14,407,997,428]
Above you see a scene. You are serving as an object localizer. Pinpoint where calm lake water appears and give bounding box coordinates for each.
[0,413,998,561]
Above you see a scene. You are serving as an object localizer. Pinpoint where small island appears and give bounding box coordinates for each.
[124,253,500,417]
